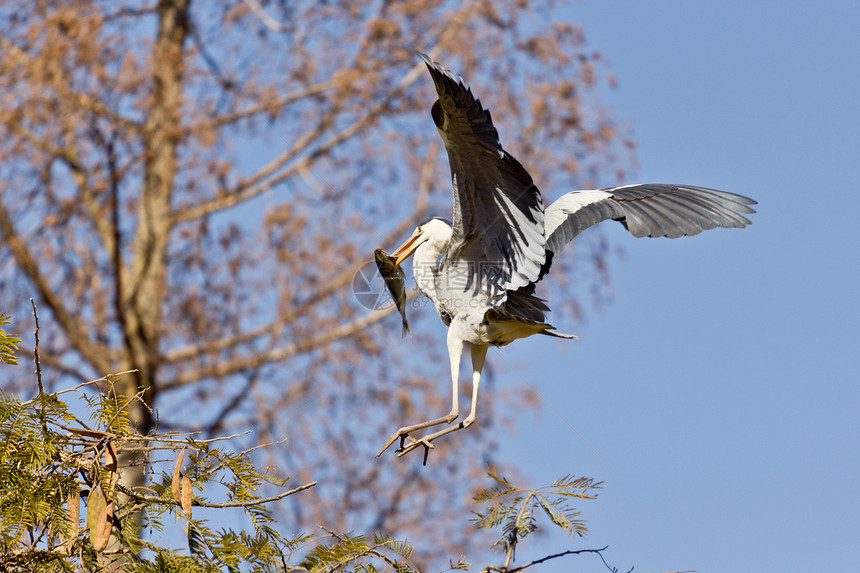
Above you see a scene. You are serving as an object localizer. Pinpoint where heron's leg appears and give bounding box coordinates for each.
[396,344,488,461]
[445,327,465,420]
[375,333,465,457]
[463,343,487,425]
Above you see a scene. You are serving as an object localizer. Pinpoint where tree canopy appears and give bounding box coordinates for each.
[0,0,630,567]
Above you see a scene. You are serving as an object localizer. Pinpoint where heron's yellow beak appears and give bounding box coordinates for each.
[391,228,424,265]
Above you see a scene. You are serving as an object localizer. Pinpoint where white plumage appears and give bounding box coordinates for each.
[376,53,755,461]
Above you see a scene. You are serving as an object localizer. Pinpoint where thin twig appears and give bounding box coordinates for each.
[483,546,611,573]
[116,480,317,508]
[29,299,51,437]
[240,436,289,457]
[20,370,139,407]
[124,430,254,448]
[30,299,43,396]
[200,432,288,477]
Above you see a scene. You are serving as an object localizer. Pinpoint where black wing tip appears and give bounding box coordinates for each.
[415,50,432,65]
[416,51,447,75]
[415,51,468,93]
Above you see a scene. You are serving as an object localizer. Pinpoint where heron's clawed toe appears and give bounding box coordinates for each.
[376,429,408,457]
[375,428,436,458]
[396,435,435,459]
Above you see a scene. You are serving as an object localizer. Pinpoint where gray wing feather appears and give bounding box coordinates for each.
[418,52,546,296]
[541,184,756,278]
[613,184,755,238]
[544,196,622,259]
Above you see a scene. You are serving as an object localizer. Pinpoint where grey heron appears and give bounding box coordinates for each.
[377,52,756,461]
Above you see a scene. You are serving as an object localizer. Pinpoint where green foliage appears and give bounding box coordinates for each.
[0,376,599,573]
[0,371,445,573]
[0,374,325,572]
[0,388,76,551]
[0,311,607,572]
[302,531,420,573]
[0,313,21,365]
[472,465,601,567]
[0,378,607,572]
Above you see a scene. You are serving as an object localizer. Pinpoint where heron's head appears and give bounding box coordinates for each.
[391,217,452,264]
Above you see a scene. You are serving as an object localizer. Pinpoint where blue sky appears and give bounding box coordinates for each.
[486,1,860,571]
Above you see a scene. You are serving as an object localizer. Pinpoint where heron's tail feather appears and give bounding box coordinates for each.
[538,329,578,340]
[484,308,577,344]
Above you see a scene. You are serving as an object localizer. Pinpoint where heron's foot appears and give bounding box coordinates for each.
[375,413,459,458]
[376,428,437,460]
[395,418,473,464]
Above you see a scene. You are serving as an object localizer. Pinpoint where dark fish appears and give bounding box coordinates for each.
[374,248,411,337]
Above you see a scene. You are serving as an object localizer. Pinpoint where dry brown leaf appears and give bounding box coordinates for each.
[64,426,114,439]
[180,476,193,519]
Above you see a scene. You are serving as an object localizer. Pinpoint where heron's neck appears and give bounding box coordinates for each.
[412,239,447,304]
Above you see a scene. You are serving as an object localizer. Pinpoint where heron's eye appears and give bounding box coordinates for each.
[416,226,423,233]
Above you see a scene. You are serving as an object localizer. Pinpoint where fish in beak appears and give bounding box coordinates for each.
[390,227,425,265]
[374,249,411,337]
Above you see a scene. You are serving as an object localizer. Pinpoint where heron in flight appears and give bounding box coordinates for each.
[377,53,755,461]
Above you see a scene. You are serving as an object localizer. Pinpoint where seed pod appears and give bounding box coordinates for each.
[86,485,111,552]
[180,476,193,519]
[63,488,80,553]
[104,442,118,494]
[171,449,185,500]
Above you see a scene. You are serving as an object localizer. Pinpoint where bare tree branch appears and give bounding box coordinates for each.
[161,176,433,368]
[191,80,337,132]
[0,204,115,372]
[242,0,287,32]
[171,0,477,225]
[162,300,406,390]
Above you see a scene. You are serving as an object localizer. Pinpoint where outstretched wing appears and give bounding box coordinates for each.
[542,184,757,276]
[418,52,545,296]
